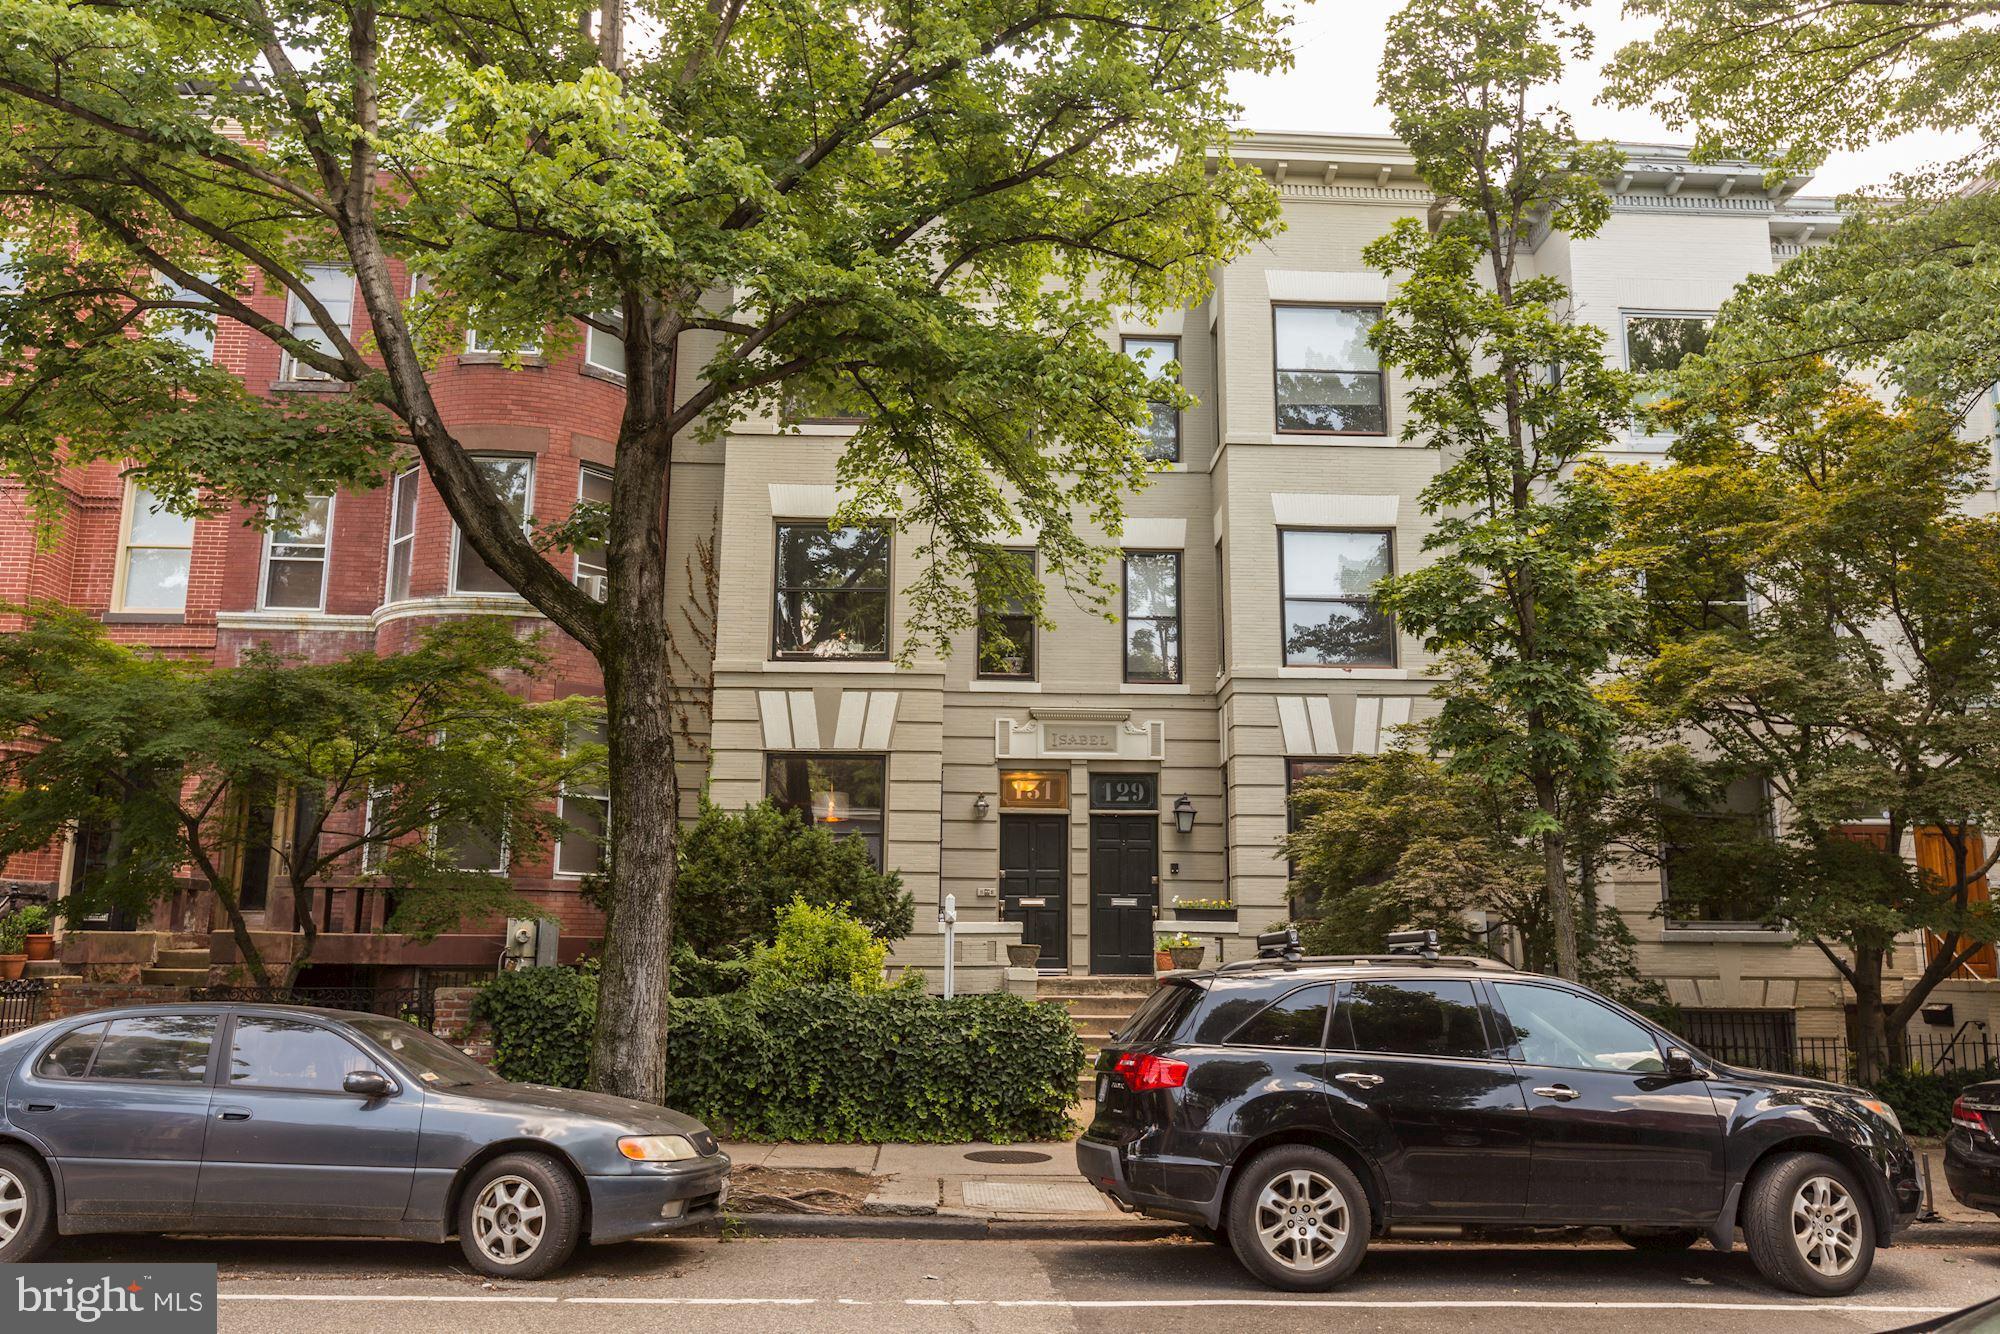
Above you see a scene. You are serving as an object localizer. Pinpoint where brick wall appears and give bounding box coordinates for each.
[43,981,192,1020]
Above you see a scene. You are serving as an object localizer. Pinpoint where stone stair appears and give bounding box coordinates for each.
[139,944,212,988]
[1038,976,1160,1104]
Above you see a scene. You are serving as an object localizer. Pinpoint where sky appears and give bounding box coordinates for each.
[1229,0,1969,198]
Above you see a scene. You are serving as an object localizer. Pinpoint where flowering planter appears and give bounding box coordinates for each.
[1168,946,1206,970]
[1174,908,1236,923]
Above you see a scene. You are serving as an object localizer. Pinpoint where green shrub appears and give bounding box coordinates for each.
[674,799,913,958]
[1867,1065,1997,1138]
[671,944,752,998]
[0,913,23,954]
[746,899,919,996]
[469,963,598,1088]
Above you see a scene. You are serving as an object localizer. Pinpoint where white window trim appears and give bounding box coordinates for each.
[111,481,195,614]
[583,314,626,377]
[1620,308,1717,448]
[383,467,421,604]
[554,716,610,879]
[256,493,335,613]
[358,785,389,875]
[281,266,355,382]
[465,323,542,358]
[448,456,535,599]
[573,464,612,600]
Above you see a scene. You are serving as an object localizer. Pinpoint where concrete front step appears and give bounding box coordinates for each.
[139,967,209,987]
[1037,975,1162,995]
[154,948,211,970]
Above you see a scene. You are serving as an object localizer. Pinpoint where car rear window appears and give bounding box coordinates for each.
[1228,985,1332,1049]
[1118,982,1203,1044]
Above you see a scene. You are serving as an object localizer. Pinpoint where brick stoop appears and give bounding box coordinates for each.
[1038,976,1159,1103]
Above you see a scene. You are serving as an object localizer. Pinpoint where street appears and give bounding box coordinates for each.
[47,1233,2000,1333]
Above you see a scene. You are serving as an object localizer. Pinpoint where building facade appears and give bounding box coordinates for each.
[5,131,1990,1048]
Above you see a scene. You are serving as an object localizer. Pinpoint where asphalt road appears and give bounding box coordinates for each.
[43,1232,2000,1333]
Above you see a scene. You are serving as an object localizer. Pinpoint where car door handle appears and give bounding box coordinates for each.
[215,1107,252,1121]
[1334,1072,1384,1089]
[22,1103,55,1113]
[1532,1085,1581,1102]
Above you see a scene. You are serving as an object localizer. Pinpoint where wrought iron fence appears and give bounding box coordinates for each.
[189,984,438,1032]
[0,978,48,1035]
[1663,1007,2000,1080]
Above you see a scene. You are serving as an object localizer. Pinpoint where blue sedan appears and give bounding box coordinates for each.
[0,1003,729,1278]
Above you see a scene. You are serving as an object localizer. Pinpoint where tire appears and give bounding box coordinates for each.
[1225,1145,1369,1291]
[456,1152,584,1280]
[1616,1226,1702,1252]
[1741,1151,1875,1297]
[0,1146,56,1264]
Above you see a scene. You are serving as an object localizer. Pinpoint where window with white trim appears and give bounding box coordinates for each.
[451,456,534,596]
[282,265,354,381]
[573,465,612,600]
[1624,312,1714,439]
[584,314,626,377]
[260,494,334,610]
[556,716,609,876]
[385,467,419,602]
[150,272,217,361]
[116,483,195,613]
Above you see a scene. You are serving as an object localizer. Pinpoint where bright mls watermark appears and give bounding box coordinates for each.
[5,1266,216,1333]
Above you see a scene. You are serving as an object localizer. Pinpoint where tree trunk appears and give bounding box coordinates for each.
[1534,773,1579,981]
[1849,944,1889,1084]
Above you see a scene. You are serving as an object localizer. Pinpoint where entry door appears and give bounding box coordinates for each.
[1089,815,1157,974]
[1000,814,1068,969]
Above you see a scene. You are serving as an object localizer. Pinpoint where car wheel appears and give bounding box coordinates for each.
[1742,1151,1875,1297]
[457,1153,583,1280]
[1616,1226,1702,1252]
[1225,1146,1369,1291]
[0,1146,56,1264]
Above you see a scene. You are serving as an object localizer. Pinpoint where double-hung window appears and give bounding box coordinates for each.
[1122,336,1181,463]
[584,314,626,377]
[772,524,891,659]
[766,753,886,869]
[573,465,613,600]
[1123,551,1182,684]
[451,456,534,596]
[116,483,195,613]
[1624,312,1714,442]
[1273,304,1385,434]
[261,494,334,610]
[556,716,609,876]
[151,271,217,361]
[282,265,354,381]
[1280,529,1395,666]
[976,548,1036,680]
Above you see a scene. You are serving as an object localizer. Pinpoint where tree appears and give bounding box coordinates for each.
[1609,362,2000,1079]
[0,0,1288,1098]
[0,609,593,986]
[1366,0,1636,979]
[1283,747,1663,1008]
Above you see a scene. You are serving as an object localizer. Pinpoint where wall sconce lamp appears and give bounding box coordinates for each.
[973,792,991,818]
[1172,793,1197,836]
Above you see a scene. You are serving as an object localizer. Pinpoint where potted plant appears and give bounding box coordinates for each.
[0,911,27,980]
[1172,896,1236,923]
[1006,941,1042,968]
[1159,932,1204,971]
[1154,934,1175,973]
[15,905,53,962]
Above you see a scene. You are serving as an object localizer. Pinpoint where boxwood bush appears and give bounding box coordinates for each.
[471,969,1083,1143]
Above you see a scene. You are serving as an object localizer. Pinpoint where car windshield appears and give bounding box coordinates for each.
[345,1015,499,1087]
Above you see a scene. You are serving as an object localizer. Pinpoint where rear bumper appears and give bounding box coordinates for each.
[1075,1136,1223,1229]
[1945,1131,2000,1215]
[585,1153,731,1244]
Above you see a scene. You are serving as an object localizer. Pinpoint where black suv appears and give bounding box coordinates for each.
[1077,934,1918,1297]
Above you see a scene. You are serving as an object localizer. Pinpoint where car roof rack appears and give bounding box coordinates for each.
[1215,926,1516,974]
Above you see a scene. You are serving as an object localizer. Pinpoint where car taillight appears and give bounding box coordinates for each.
[1114,1052,1188,1091]
[1954,1097,1989,1135]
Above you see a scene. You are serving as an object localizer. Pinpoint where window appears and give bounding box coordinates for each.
[1490,982,1665,1074]
[573,465,612,599]
[261,493,333,610]
[1118,982,1202,1045]
[282,264,354,381]
[1123,336,1180,463]
[151,272,216,361]
[38,1023,106,1078]
[557,716,609,877]
[977,548,1036,680]
[1122,551,1181,683]
[1281,529,1394,666]
[225,1015,381,1092]
[358,784,391,874]
[437,818,507,873]
[344,1015,498,1086]
[584,313,625,377]
[1625,313,1714,437]
[384,467,419,602]
[466,316,539,357]
[88,1015,216,1083]
[766,753,886,869]
[236,781,278,912]
[116,483,195,612]
[452,456,534,596]
[1274,305,1385,434]
[1660,775,1778,927]
[1335,979,1492,1060]
[784,377,871,425]
[772,524,891,659]
[1230,984,1333,1049]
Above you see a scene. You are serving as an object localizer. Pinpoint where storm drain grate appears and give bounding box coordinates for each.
[963,1150,1052,1165]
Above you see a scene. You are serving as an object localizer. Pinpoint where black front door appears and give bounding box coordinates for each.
[1089,815,1157,974]
[999,814,1067,969]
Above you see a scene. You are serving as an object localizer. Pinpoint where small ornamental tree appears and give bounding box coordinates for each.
[0,0,1288,1100]
[1366,0,1637,979]
[0,609,595,986]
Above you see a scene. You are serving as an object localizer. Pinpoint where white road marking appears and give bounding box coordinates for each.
[216,1293,1959,1314]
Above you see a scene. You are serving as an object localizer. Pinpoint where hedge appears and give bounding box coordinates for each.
[471,969,1085,1143]
[1866,1065,1996,1138]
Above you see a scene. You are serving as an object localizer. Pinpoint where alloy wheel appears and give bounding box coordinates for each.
[1253,1168,1348,1272]
[1790,1174,1861,1278]
[471,1175,547,1266]
[0,1168,24,1247]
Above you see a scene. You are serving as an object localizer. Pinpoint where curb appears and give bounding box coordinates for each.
[692,1212,1187,1242]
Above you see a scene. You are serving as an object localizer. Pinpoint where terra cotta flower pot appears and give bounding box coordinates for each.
[0,954,25,980]
[23,934,54,962]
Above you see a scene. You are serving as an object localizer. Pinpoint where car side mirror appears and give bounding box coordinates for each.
[1665,1047,1701,1079]
[344,1070,398,1099]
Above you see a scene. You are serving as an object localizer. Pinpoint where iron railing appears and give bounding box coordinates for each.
[1663,1008,2000,1079]
[0,978,48,1035]
[189,984,437,1032]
